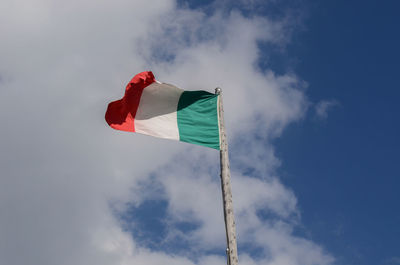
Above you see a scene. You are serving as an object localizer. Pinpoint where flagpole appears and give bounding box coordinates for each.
[215,88,239,265]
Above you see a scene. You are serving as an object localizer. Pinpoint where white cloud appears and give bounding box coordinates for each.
[0,1,333,265]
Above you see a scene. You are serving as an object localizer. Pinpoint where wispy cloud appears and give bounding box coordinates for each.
[315,99,339,119]
[385,257,400,265]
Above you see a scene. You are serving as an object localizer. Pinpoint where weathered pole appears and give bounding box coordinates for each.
[215,87,238,265]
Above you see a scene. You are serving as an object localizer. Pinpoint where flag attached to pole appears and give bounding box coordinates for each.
[105,71,220,149]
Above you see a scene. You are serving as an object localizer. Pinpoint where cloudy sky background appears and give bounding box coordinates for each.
[1,0,399,265]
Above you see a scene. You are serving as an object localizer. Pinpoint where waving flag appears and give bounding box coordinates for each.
[105,71,220,149]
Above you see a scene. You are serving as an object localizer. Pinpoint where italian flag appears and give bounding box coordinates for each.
[105,71,220,149]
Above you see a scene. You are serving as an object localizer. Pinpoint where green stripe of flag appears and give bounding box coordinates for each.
[177,91,220,149]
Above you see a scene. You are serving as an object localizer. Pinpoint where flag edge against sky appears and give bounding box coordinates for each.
[105,71,221,150]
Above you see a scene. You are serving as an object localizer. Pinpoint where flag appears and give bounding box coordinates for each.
[105,71,220,149]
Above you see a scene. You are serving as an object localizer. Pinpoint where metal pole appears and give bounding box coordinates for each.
[215,87,238,265]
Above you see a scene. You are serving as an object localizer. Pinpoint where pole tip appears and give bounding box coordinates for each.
[215,87,222,95]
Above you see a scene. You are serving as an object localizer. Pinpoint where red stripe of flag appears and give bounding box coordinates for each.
[105,71,156,132]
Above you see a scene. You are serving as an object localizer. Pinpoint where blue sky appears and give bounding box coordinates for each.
[1,1,399,265]
[275,1,400,264]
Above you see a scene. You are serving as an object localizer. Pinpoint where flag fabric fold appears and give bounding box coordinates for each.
[105,71,220,149]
